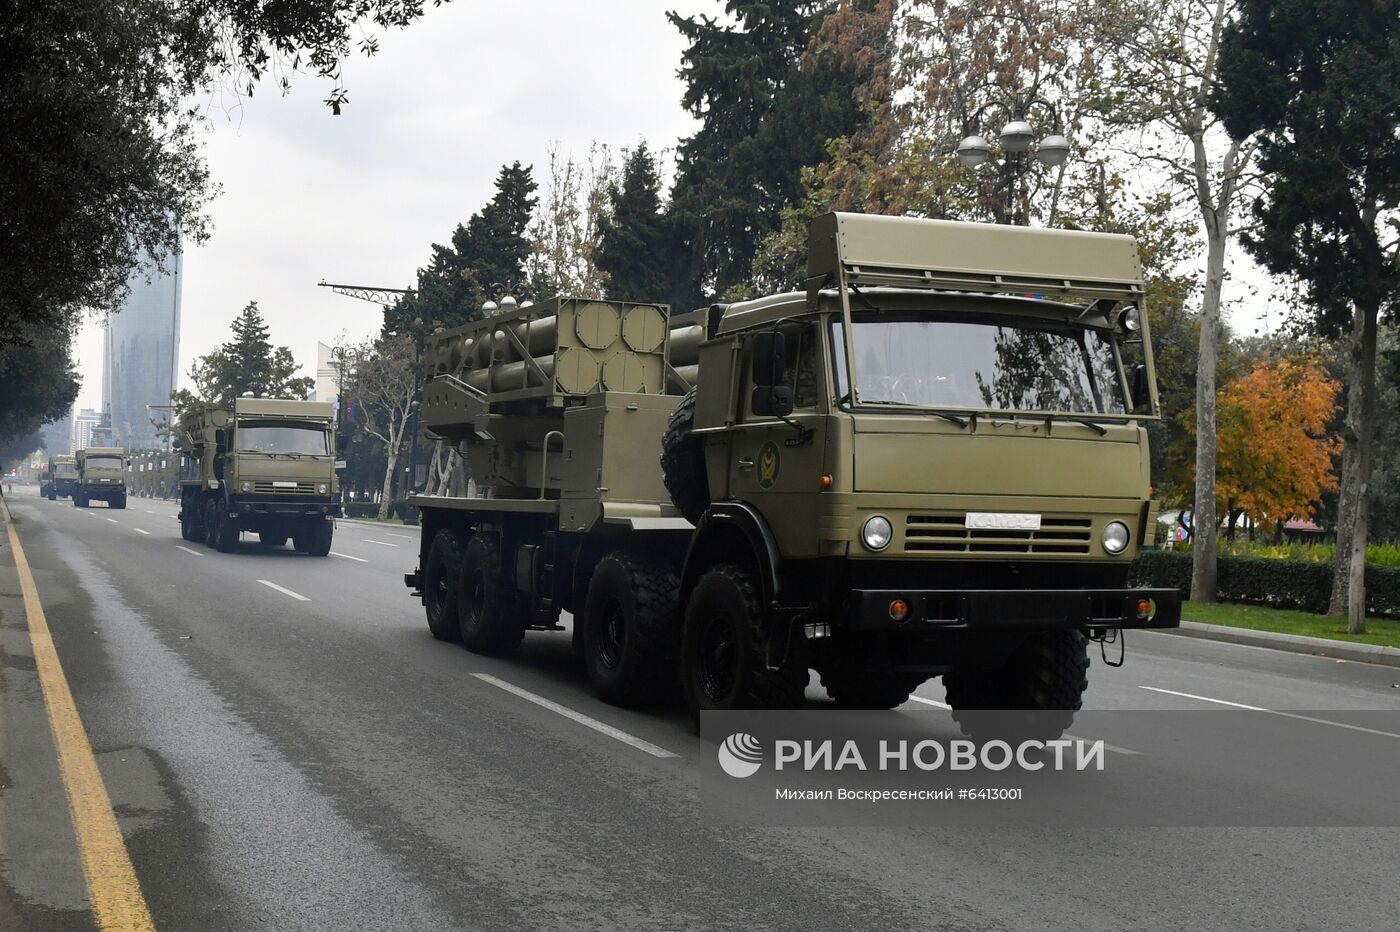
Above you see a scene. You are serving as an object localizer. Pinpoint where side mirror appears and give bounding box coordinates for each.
[752,384,794,418]
[214,429,227,454]
[751,331,787,388]
[1130,365,1151,414]
[335,434,347,456]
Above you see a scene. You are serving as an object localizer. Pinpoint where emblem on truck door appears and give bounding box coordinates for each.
[758,442,780,489]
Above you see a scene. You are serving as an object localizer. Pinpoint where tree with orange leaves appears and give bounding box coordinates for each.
[1209,357,1341,534]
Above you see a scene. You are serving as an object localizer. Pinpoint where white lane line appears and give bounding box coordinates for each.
[1140,686,1400,740]
[133,528,150,535]
[330,551,369,563]
[144,510,155,514]
[907,695,1139,754]
[106,517,119,523]
[175,545,203,557]
[385,532,415,540]
[471,673,678,759]
[361,539,398,547]
[257,579,311,602]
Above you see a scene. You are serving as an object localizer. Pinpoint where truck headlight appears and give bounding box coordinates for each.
[317,483,329,495]
[240,481,252,493]
[1102,521,1131,554]
[861,515,893,551]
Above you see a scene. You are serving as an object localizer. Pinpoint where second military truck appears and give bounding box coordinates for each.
[176,397,340,554]
[73,448,128,508]
[405,212,1181,725]
[46,454,77,500]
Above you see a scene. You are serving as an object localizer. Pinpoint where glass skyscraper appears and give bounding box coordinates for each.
[102,247,182,450]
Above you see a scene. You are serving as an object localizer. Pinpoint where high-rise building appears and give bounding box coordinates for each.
[71,408,101,451]
[102,247,182,450]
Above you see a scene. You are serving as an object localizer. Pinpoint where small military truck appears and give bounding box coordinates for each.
[73,448,128,508]
[176,398,340,554]
[46,454,78,500]
[38,465,52,499]
[404,212,1180,725]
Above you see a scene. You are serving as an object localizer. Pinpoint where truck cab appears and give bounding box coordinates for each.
[73,448,127,508]
[47,455,77,500]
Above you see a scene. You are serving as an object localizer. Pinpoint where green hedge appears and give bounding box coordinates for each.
[1131,550,1400,618]
[343,503,381,518]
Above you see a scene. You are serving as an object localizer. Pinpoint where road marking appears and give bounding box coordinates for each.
[144,510,155,514]
[1140,686,1400,740]
[4,510,156,929]
[386,532,415,540]
[175,545,203,557]
[330,551,369,563]
[105,518,118,523]
[907,696,1139,754]
[132,528,149,536]
[471,673,679,759]
[361,539,398,547]
[257,579,311,602]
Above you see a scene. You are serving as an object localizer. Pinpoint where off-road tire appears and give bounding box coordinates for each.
[943,630,1090,740]
[820,670,929,710]
[458,534,526,655]
[660,388,709,525]
[112,494,126,510]
[424,530,466,642]
[214,508,239,553]
[73,492,86,508]
[680,564,806,720]
[259,532,288,548]
[307,519,333,557]
[583,551,681,707]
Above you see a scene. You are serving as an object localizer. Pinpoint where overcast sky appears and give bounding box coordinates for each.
[73,0,1290,410]
[73,0,711,408]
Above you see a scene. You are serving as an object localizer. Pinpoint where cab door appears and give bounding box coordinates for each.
[727,322,827,558]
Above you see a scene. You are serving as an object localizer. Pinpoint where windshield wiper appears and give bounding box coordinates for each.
[1044,413,1108,436]
[861,400,970,428]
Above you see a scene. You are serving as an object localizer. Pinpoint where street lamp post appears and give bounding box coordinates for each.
[956,97,1071,225]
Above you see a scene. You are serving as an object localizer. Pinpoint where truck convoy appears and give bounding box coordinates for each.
[175,397,340,554]
[46,454,77,500]
[403,212,1182,723]
[73,448,128,508]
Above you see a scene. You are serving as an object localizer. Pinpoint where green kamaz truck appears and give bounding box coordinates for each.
[73,448,128,508]
[404,212,1180,726]
[46,454,77,500]
[176,397,340,554]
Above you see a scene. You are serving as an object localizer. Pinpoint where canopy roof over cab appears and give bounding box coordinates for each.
[806,212,1145,308]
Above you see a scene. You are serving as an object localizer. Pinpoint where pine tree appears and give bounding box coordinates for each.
[666,1,866,302]
[596,144,673,305]
[183,302,314,408]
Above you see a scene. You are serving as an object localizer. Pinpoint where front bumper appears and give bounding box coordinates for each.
[229,496,341,518]
[844,587,1181,632]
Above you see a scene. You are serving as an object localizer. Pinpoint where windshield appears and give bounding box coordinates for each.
[85,455,123,468]
[832,314,1127,415]
[235,423,329,455]
[54,463,77,476]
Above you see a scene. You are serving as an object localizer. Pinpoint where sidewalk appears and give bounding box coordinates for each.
[1161,619,1400,668]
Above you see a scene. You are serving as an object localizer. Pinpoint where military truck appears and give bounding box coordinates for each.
[176,398,340,554]
[46,454,77,500]
[38,465,52,499]
[73,448,128,508]
[404,212,1181,725]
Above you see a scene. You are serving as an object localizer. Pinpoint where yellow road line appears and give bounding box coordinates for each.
[4,511,156,930]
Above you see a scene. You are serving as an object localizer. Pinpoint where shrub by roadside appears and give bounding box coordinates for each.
[1131,550,1400,618]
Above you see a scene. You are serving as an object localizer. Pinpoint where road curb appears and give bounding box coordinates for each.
[1159,619,1400,668]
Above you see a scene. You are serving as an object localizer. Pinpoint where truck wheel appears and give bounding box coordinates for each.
[214,510,239,553]
[680,564,806,718]
[203,501,220,549]
[307,519,333,557]
[583,551,680,707]
[660,388,709,525]
[112,494,126,510]
[423,530,466,642]
[820,670,928,710]
[458,534,525,655]
[943,630,1089,740]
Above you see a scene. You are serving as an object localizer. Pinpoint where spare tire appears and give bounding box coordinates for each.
[660,387,709,524]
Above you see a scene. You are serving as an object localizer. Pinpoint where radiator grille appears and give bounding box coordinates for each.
[253,480,317,495]
[904,514,1093,555]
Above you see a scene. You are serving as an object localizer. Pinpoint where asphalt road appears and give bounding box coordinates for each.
[3,483,1399,930]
